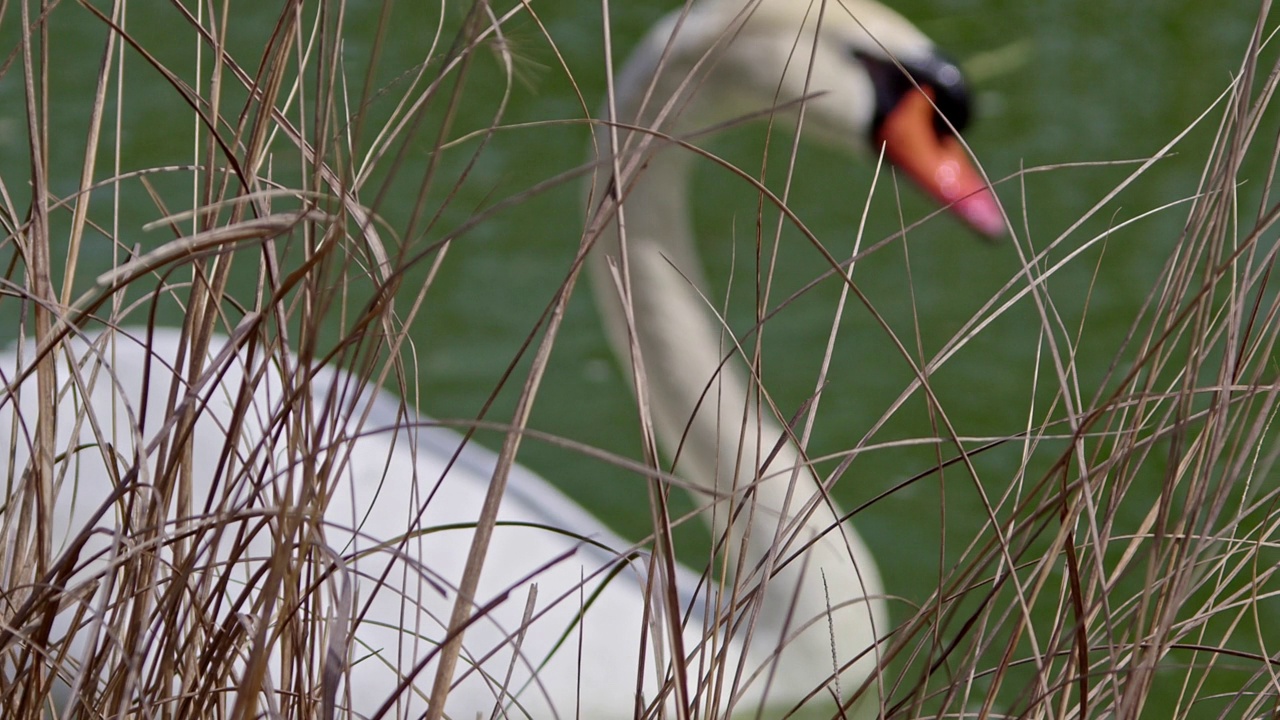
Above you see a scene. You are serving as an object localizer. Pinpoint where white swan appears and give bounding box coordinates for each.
[0,0,1001,717]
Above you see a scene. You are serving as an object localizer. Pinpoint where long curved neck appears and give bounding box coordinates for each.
[589,44,796,572]
[586,17,884,703]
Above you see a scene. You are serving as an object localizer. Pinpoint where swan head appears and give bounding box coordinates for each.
[625,0,1006,237]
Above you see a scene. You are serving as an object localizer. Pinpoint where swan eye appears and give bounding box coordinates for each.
[855,50,973,139]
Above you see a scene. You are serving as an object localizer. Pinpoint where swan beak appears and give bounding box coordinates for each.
[875,88,1006,238]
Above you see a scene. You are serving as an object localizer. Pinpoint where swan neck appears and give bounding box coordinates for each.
[585,12,887,695]
[588,125,839,584]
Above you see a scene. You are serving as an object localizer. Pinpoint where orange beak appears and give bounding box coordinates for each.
[874,88,1005,238]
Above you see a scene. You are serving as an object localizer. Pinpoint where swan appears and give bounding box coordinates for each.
[0,0,1002,717]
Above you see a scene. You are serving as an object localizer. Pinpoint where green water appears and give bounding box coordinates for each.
[1,0,1275,715]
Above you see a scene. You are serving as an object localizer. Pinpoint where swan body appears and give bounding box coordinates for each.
[3,330,694,718]
[1,0,1001,717]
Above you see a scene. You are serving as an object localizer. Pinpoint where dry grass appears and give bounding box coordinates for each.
[0,1,1277,718]
[865,11,1280,718]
